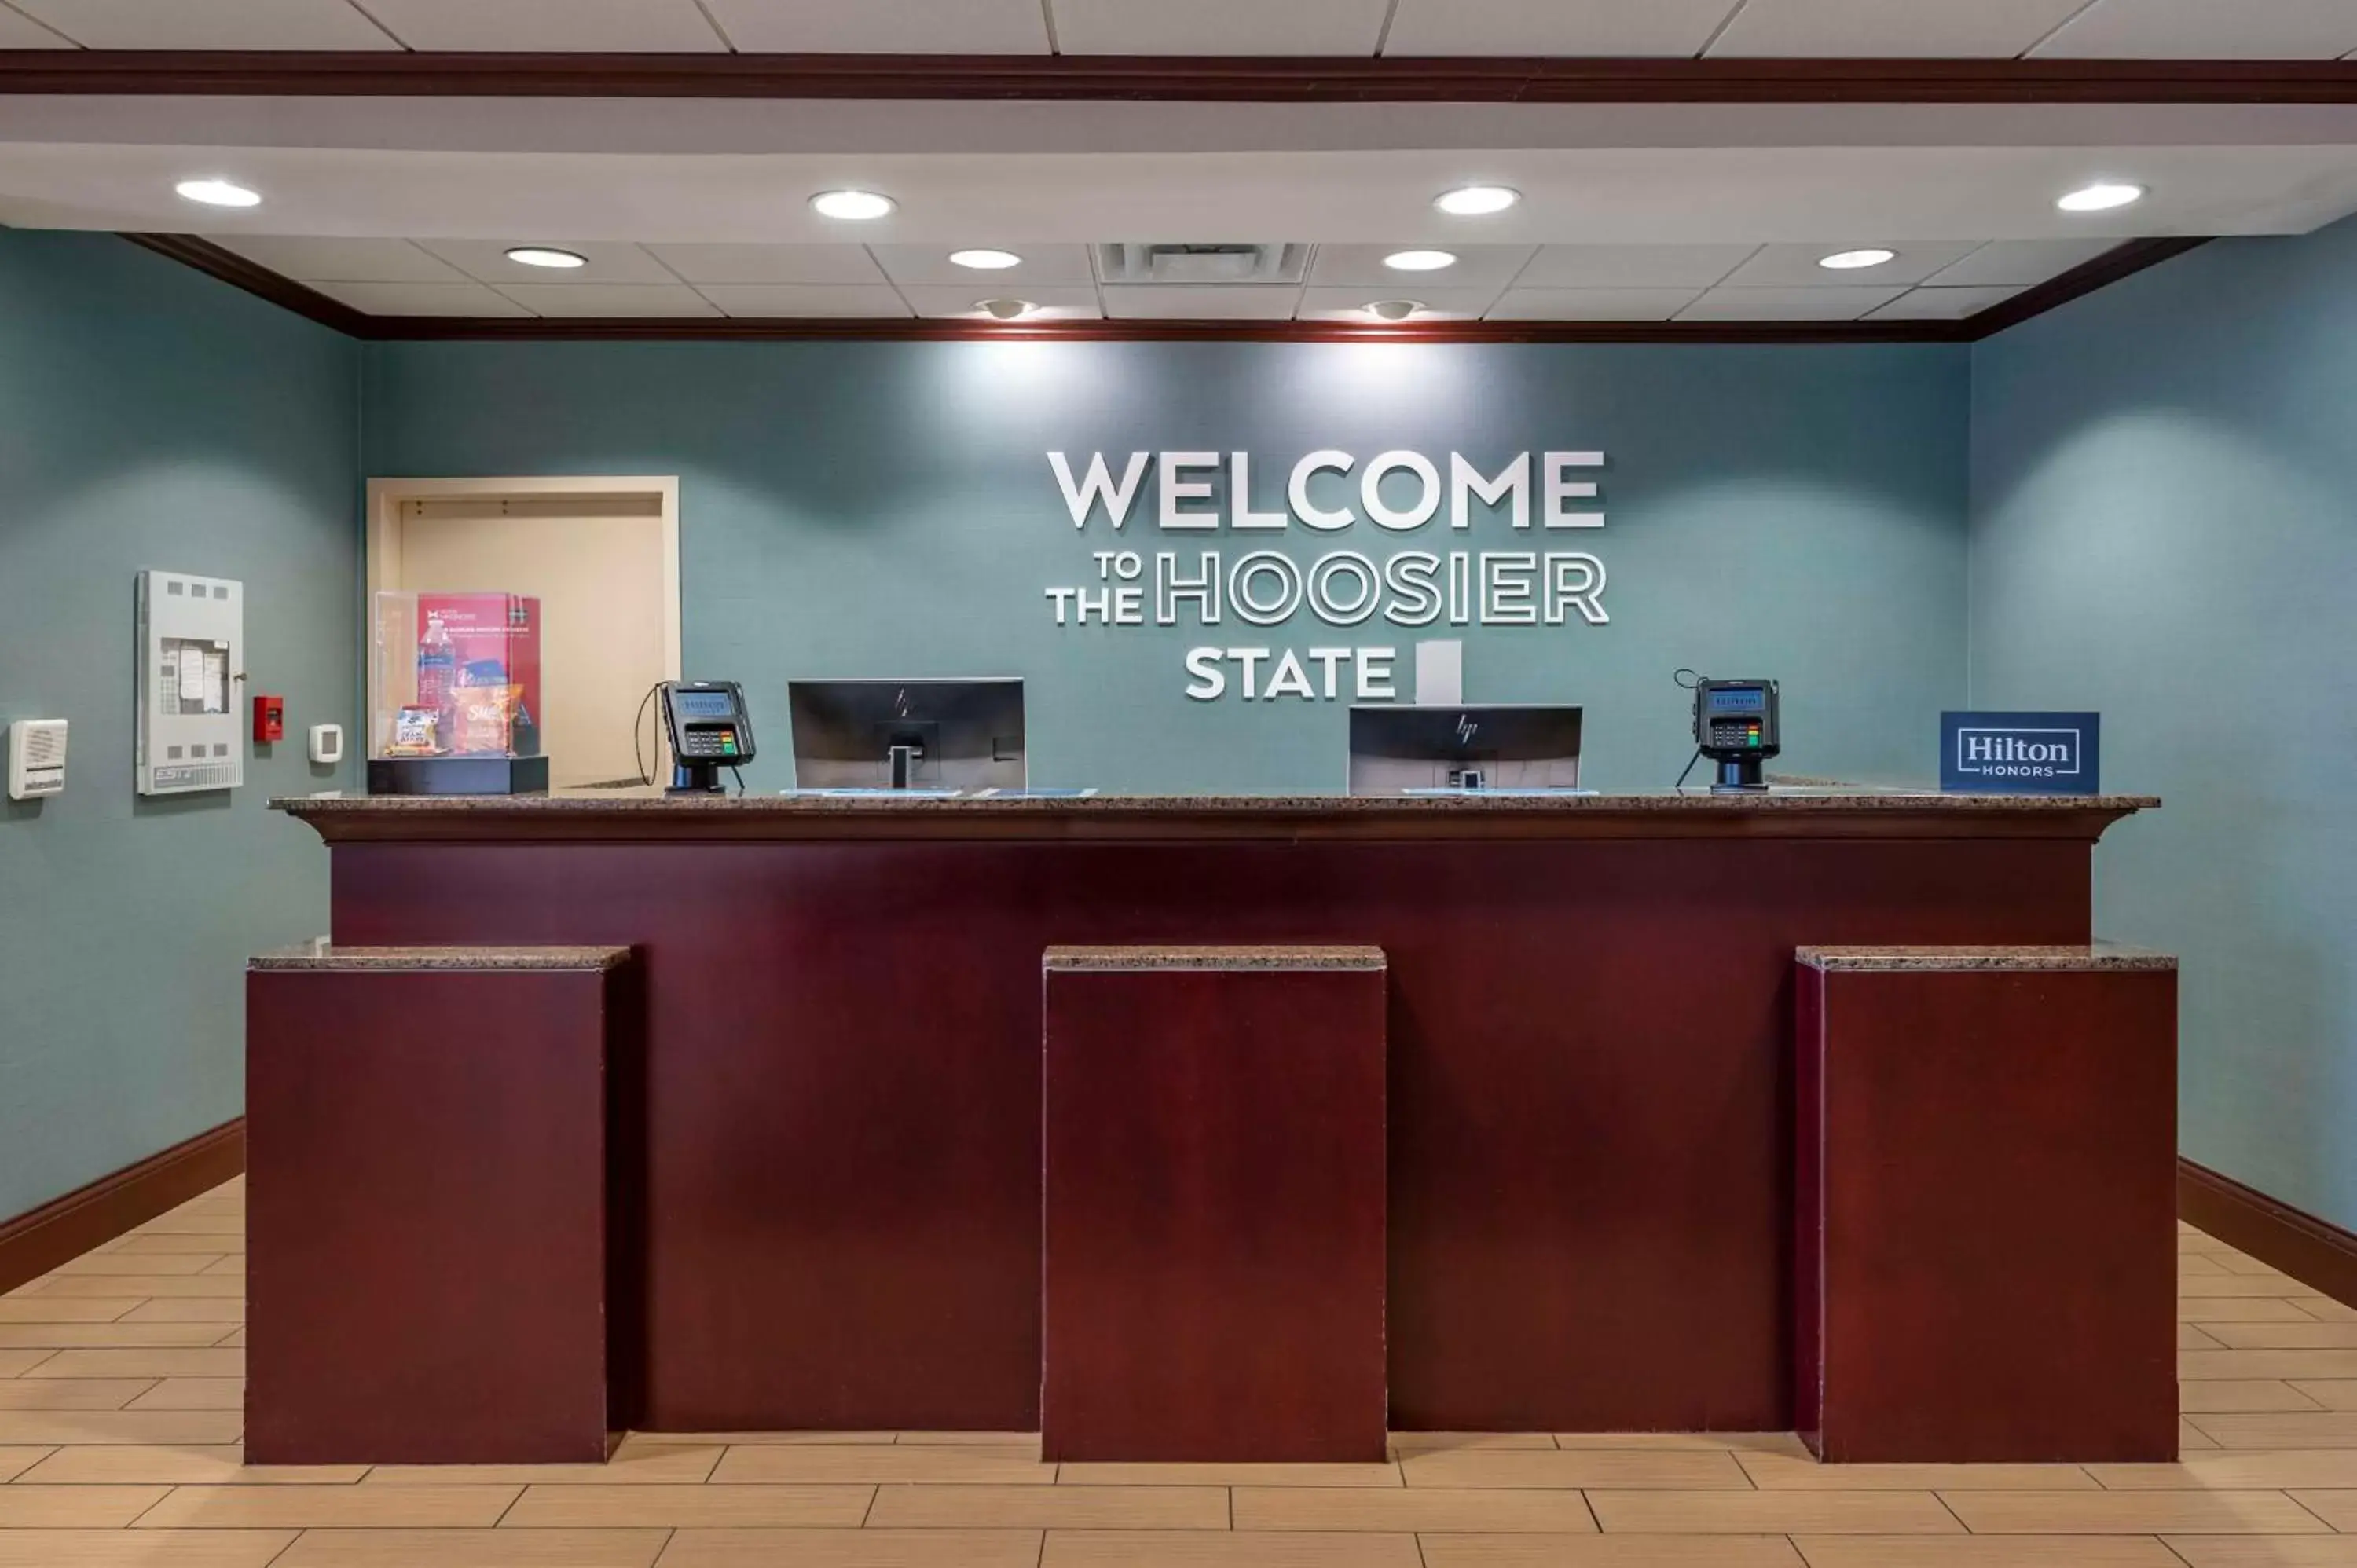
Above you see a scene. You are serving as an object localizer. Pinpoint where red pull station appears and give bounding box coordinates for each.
[253,694,285,744]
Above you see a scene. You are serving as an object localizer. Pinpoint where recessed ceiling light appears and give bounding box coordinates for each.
[1818,247,1897,271]
[811,189,895,222]
[977,299,1036,321]
[1384,249,1457,273]
[1365,300,1423,322]
[174,178,260,209]
[951,248,1023,270]
[2058,181,2146,213]
[505,247,587,269]
[1434,185,1519,218]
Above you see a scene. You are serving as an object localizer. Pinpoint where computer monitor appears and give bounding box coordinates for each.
[1347,705,1584,794]
[786,679,1026,791]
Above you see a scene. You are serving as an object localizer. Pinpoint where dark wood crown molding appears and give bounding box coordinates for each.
[119,232,2208,345]
[9,52,2357,102]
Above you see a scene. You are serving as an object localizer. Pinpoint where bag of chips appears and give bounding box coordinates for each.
[451,683,522,755]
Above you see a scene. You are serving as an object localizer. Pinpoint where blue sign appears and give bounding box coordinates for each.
[1940,711,2101,795]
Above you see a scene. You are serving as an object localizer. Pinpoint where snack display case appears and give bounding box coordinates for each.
[366,590,551,795]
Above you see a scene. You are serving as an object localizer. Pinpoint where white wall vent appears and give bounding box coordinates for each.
[1091,243,1312,286]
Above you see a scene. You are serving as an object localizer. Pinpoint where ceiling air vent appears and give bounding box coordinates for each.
[1092,243,1312,285]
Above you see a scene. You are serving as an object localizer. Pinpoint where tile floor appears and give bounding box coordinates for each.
[2,1181,2354,1565]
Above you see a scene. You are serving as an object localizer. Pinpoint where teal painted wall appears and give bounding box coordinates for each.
[362,339,1970,792]
[1972,220,2357,1231]
[0,233,359,1219]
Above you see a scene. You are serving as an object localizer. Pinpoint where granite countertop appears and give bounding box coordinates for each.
[251,940,634,972]
[1797,943,2176,972]
[1045,945,1387,972]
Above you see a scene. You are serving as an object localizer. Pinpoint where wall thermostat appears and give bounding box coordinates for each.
[308,723,345,766]
[6,719,67,800]
[136,569,245,796]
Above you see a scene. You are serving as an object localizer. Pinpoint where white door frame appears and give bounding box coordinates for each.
[364,474,684,681]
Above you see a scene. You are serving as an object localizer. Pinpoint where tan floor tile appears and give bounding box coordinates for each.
[2286,1490,2357,1529]
[2190,1413,2357,1449]
[2214,1255,2299,1277]
[2183,1381,2329,1413]
[656,1528,1043,1567]
[2184,1351,2357,1380]
[1555,1434,1812,1456]
[2181,1277,2333,1299]
[46,1254,221,1277]
[0,1445,56,1481]
[0,1299,140,1324]
[1588,1491,1959,1534]
[2291,1380,2357,1409]
[2211,1324,2357,1350]
[1061,1461,1399,1488]
[127,1213,244,1236]
[198,1258,244,1277]
[0,1531,297,1567]
[638,1431,898,1446]
[26,1349,243,1379]
[504,1482,872,1527]
[1042,1530,1421,1567]
[870,1482,1227,1530]
[1233,1486,1599,1533]
[123,1378,240,1410]
[0,1487,170,1527]
[18,1445,365,1484]
[2183,1256,2231,1276]
[2183,1300,2335,1324]
[368,1444,727,1486]
[277,1527,670,1566]
[0,1348,53,1376]
[1424,1537,1804,1567]
[2092,1453,2357,1489]
[2186,1419,2223,1451]
[893,1431,1038,1448]
[115,1299,244,1324]
[21,1273,244,1299]
[1390,1433,1559,1455]
[1402,1449,1748,1489]
[1939,1489,2329,1533]
[2165,1541,2357,1566]
[0,1379,156,1410]
[2187,1324,2230,1350]
[0,1324,227,1350]
[712,1445,1055,1485]
[135,1482,521,1529]
[108,1234,244,1255]
[2297,1299,2357,1323]
[1792,1538,2187,1566]
[0,1410,242,1445]
[1739,1455,2096,1489]
[215,1328,245,1348]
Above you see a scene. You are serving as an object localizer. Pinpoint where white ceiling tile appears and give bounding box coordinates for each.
[306,280,532,317]
[1384,0,1740,57]
[2031,0,2357,57]
[215,235,466,284]
[359,0,725,50]
[1486,288,1707,321]
[1866,285,2027,321]
[1925,238,2117,288]
[10,0,400,49]
[1677,285,1909,321]
[1052,0,1391,55]
[704,0,1052,51]
[0,5,75,44]
[417,240,679,286]
[899,284,1103,321]
[1516,244,1758,289]
[1298,285,1507,321]
[1101,284,1306,321]
[1717,240,1983,288]
[643,244,885,285]
[695,283,915,317]
[1307,244,1534,291]
[493,283,721,317]
[1707,0,2091,57]
[867,243,1097,288]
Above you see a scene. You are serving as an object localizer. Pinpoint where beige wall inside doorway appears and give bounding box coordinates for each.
[366,477,682,789]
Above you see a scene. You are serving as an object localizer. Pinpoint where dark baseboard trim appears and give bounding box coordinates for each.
[6,53,2357,104]
[125,235,2205,346]
[0,1119,246,1297]
[2180,1156,2357,1310]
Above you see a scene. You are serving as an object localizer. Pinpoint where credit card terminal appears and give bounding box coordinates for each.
[1692,677,1780,792]
[660,680,756,795]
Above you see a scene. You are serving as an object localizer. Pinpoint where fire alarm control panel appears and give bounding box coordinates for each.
[137,570,245,796]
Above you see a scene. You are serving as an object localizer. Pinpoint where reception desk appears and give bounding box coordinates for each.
[273,787,2155,1441]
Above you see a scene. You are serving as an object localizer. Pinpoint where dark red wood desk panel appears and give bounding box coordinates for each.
[1043,954,1387,1461]
[313,798,2124,1434]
